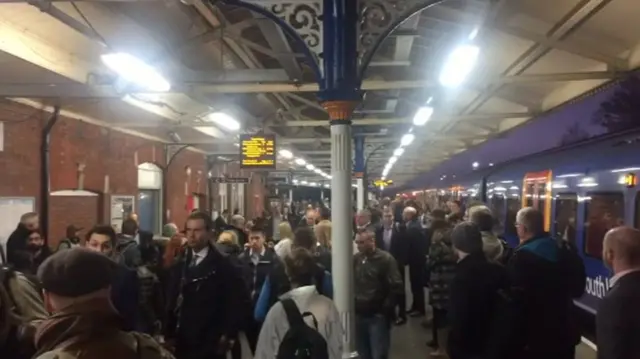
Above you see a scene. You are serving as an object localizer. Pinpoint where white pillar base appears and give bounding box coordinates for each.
[356,178,365,210]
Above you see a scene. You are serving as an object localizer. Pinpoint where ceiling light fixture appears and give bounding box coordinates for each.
[400,133,415,146]
[279,149,293,159]
[413,106,434,126]
[206,112,240,131]
[101,52,171,91]
[439,44,480,88]
[295,158,306,166]
[393,148,405,157]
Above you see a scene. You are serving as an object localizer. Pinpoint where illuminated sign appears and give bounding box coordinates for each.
[240,134,276,169]
[624,173,637,188]
[373,179,394,187]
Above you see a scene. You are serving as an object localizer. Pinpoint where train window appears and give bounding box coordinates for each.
[584,192,625,259]
[491,194,506,234]
[505,197,521,236]
[525,182,535,207]
[554,193,577,247]
[538,182,548,220]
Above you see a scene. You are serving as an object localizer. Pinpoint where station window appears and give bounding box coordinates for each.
[491,194,506,234]
[504,197,521,236]
[584,192,625,258]
[554,193,577,247]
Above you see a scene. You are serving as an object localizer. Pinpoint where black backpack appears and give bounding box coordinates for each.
[277,299,328,359]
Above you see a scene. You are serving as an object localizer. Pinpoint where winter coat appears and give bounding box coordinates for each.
[481,231,505,263]
[428,229,456,310]
[255,285,343,359]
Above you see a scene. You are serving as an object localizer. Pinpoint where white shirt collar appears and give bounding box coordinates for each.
[193,246,209,258]
[250,247,266,257]
[610,268,640,287]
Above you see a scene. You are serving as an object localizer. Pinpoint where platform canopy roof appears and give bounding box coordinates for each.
[0,0,638,185]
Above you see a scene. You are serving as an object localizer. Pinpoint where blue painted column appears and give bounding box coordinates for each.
[319,0,361,358]
[354,136,365,210]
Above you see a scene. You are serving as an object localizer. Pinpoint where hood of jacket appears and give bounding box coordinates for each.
[280,285,318,309]
[34,297,124,355]
[481,231,504,262]
[518,235,559,263]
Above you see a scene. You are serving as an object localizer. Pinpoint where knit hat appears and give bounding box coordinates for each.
[451,221,484,254]
[38,247,116,297]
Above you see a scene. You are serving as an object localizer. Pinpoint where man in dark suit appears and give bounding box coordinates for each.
[401,206,428,317]
[375,209,409,325]
[597,226,640,359]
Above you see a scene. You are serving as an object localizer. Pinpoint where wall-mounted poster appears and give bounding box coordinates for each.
[111,195,135,233]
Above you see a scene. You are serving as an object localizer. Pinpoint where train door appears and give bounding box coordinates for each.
[522,170,552,232]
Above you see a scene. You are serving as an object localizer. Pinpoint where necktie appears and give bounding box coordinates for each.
[190,254,199,267]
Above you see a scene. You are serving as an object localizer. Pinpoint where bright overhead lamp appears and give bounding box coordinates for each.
[389,156,398,164]
[101,52,170,91]
[279,149,293,159]
[439,44,480,88]
[400,133,415,146]
[393,148,405,157]
[295,158,306,166]
[381,176,386,181]
[328,175,333,179]
[413,106,434,126]
[206,112,240,131]
[324,184,330,188]
[301,180,308,185]
[310,182,317,187]
[292,179,299,184]
[472,161,479,168]
[314,168,322,174]
[306,164,315,171]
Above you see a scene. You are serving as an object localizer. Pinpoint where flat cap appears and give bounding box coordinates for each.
[451,221,484,254]
[38,247,116,297]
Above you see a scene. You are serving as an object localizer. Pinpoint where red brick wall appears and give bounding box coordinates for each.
[0,101,211,239]
[48,193,101,249]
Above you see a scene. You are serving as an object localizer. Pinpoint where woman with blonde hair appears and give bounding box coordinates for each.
[274,221,294,258]
[314,220,332,272]
[215,230,242,256]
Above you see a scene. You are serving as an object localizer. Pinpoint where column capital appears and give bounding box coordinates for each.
[322,101,358,123]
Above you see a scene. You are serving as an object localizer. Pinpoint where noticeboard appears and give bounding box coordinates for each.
[240,134,276,169]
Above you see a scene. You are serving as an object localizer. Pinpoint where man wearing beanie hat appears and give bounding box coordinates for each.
[447,222,508,359]
[32,248,173,359]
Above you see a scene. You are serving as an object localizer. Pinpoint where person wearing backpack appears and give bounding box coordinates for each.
[254,227,333,322]
[32,247,174,359]
[255,247,342,359]
[507,207,585,359]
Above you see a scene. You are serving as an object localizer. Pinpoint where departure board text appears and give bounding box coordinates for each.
[240,134,276,169]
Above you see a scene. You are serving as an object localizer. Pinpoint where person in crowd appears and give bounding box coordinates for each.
[426,218,455,356]
[354,230,403,359]
[11,229,51,276]
[215,230,242,257]
[299,208,317,229]
[84,225,139,331]
[214,209,228,234]
[164,211,249,359]
[355,209,377,234]
[255,248,343,359]
[447,222,508,359]
[508,207,584,359]
[162,232,186,270]
[468,206,505,263]
[446,200,464,225]
[274,221,294,258]
[116,218,142,268]
[375,209,409,325]
[255,227,333,322]
[32,248,173,359]
[238,225,276,353]
[0,262,48,359]
[314,219,333,272]
[6,213,39,268]
[597,226,640,359]
[402,206,428,317]
[57,225,83,251]
[226,214,248,248]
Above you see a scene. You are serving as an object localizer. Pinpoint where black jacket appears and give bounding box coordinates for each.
[238,247,276,306]
[596,270,640,359]
[165,244,250,359]
[447,252,509,359]
[5,224,30,267]
[111,263,140,332]
[402,219,428,263]
[506,236,581,357]
[375,224,409,265]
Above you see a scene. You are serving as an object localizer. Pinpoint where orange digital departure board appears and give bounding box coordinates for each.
[240,134,276,169]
